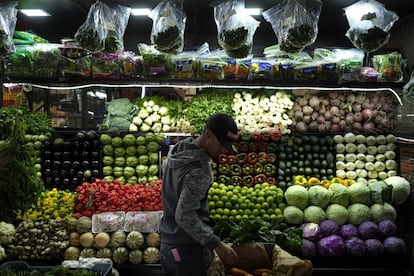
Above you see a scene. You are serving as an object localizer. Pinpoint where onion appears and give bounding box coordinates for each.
[309,96,321,108]
[316,115,325,124]
[330,124,340,133]
[309,121,319,132]
[302,106,313,115]
[363,121,376,133]
[353,122,363,132]
[303,115,312,124]
[352,103,362,112]
[324,110,332,121]
[354,112,363,123]
[296,121,308,133]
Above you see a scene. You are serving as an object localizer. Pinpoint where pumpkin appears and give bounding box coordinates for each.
[126,231,145,249]
[77,216,92,233]
[79,232,95,248]
[94,232,110,249]
[69,232,81,246]
[129,249,143,264]
[145,232,161,247]
[110,230,126,248]
[96,248,112,258]
[80,248,96,258]
[64,246,80,260]
[112,247,129,264]
[143,247,160,264]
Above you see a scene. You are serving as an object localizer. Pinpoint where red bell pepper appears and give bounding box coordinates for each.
[227,155,237,164]
[247,152,258,164]
[236,153,247,165]
[251,131,261,141]
[242,175,254,187]
[218,154,227,164]
[270,130,282,142]
[238,141,250,153]
[258,141,268,152]
[258,152,268,164]
[254,174,267,184]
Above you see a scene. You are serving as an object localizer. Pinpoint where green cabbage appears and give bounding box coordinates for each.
[303,206,326,224]
[283,205,304,225]
[285,185,308,210]
[308,185,330,208]
[328,183,349,206]
[325,204,349,225]
[348,182,371,205]
[347,203,370,225]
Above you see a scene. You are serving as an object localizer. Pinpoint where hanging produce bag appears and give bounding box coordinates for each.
[149,0,186,53]
[263,0,322,52]
[102,3,130,54]
[344,0,399,53]
[0,1,18,57]
[214,0,260,58]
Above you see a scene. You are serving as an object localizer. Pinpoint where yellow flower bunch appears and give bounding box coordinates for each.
[16,188,76,220]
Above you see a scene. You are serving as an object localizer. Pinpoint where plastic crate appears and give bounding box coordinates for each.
[0,261,112,276]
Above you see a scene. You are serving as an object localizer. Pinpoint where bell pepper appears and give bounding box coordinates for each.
[307,177,321,186]
[292,175,307,186]
[254,174,267,184]
[238,141,250,153]
[230,164,242,176]
[261,131,271,142]
[242,164,254,175]
[330,177,343,184]
[267,143,277,153]
[247,152,258,164]
[258,152,268,164]
[267,177,277,186]
[240,131,251,141]
[218,175,231,185]
[236,153,247,165]
[270,130,282,142]
[251,131,261,141]
[227,155,237,164]
[248,142,259,152]
[322,179,331,189]
[218,164,230,175]
[343,179,356,187]
[264,163,276,176]
[258,141,268,152]
[218,154,227,164]
[242,175,254,187]
[267,153,277,163]
[254,163,263,174]
[231,176,242,186]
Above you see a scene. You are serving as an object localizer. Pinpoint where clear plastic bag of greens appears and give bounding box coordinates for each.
[344,0,399,53]
[312,48,339,83]
[373,51,404,82]
[102,4,131,54]
[30,43,61,78]
[172,42,210,79]
[138,43,174,78]
[333,48,365,83]
[4,46,33,78]
[0,1,18,57]
[214,0,259,56]
[149,0,186,53]
[263,0,322,52]
[75,1,109,52]
[196,50,227,80]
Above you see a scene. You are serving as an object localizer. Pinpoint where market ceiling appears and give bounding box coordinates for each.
[15,0,414,50]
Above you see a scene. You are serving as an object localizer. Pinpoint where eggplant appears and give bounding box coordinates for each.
[72,161,81,169]
[43,150,52,158]
[72,177,79,185]
[81,150,90,158]
[52,170,60,177]
[62,160,72,169]
[62,151,71,159]
[72,151,80,159]
[91,151,99,159]
[60,169,68,177]
[81,160,90,168]
[91,160,100,169]
[91,140,100,148]
[45,177,53,185]
[92,169,100,178]
[53,160,61,169]
[68,168,75,177]
[76,130,87,141]
[44,159,52,168]
[64,140,72,149]
[62,178,71,185]
[54,177,61,185]
[54,151,62,159]
[42,140,52,149]
[86,130,98,140]
[43,168,52,177]
[77,171,85,178]
[82,141,91,149]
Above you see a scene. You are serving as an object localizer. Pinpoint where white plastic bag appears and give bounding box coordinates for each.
[0,1,18,57]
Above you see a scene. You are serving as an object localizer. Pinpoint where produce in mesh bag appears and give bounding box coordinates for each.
[92,211,125,233]
[149,0,186,53]
[344,0,399,53]
[263,0,322,52]
[124,211,163,233]
[0,1,17,57]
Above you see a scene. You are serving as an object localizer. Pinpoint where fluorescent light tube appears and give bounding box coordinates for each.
[20,9,50,17]
[245,8,262,16]
[130,8,152,16]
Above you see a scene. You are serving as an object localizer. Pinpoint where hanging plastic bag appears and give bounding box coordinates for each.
[263,0,322,52]
[0,1,18,57]
[344,0,399,53]
[102,4,131,54]
[149,0,186,53]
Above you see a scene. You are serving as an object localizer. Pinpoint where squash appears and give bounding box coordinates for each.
[126,231,145,249]
[145,232,161,247]
[64,246,80,260]
[96,248,112,258]
[112,247,129,264]
[80,248,96,258]
[129,249,143,264]
[94,232,110,248]
[69,232,81,246]
[79,232,95,248]
[143,247,160,264]
[66,217,78,232]
[77,216,92,233]
[110,230,126,248]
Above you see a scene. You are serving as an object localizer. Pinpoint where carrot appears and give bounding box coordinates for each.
[253,268,272,276]
[230,267,253,276]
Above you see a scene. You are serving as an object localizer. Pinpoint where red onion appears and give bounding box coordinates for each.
[345,113,354,125]
[353,122,363,132]
[352,103,362,112]
[316,115,326,124]
[309,96,321,109]
[354,112,363,123]
[303,115,311,124]
[362,109,374,121]
[296,121,308,133]
[309,121,319,132]
[363,121,376,133]
[330,124,340,133]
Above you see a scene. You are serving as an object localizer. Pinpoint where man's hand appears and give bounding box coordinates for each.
[214,241,239,269]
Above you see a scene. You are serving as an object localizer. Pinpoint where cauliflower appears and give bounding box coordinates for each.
[0,222,16,245]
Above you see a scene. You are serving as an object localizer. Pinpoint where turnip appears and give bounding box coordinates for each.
[355,93,366,104]
[309,96,321,108]
[324,110,332,121]
[296,121,308,133]
[353,122,363,132]
[352,103,362,112]
[303,105,313,115]
[330,124,340,133]
[332,115,341,124]
[303,115,312,124]
[345,113,354,125]
[354,112,363,123]
[294,111,304,121]
[309,121,319,132]
[362,122,376,133]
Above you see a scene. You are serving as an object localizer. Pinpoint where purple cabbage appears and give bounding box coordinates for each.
[358,221,380,240]
[339,223,359,239]
[345,237,366,256]
[319,219,339,237]
[300,222,320,241]
[378,219,397,238]
[383,236,407,255]
[301,239,317,256]
[317,234,345,256]
[365,239,384,256]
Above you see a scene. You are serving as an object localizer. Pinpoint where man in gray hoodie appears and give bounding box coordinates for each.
[160,113,240,276]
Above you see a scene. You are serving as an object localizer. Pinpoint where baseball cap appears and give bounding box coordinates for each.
[206,113,239,152]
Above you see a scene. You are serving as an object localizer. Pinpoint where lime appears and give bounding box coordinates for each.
[225,202,232,209]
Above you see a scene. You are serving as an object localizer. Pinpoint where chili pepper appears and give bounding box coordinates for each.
[261,131,271,142]
[238,141,250,153]
[267,177,277,186]
[264,163,277,176]
[248,142,258,152]
[227,155,237,164]
[258,152,268,164]
[218,154,227,164]
[254,163,263,174]
[218,164,230,175]
[240,131,251,141]
[236,153,247,165]
[258,141,268,152]
[230,164,242,176]
[270,130,282,142]
[247,152,258,164]
[267,153,277,163]
[254,174,267,184]
[218,175,231,185]
[242,175,254,187]
[231,176,242,186]
[251,131,261,141]
[267,143,277,153]
[242,164,254,175]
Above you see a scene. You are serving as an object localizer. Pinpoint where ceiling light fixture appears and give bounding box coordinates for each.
[20,9,50,17]
[245,8,262,16]
[130,8,152,16]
